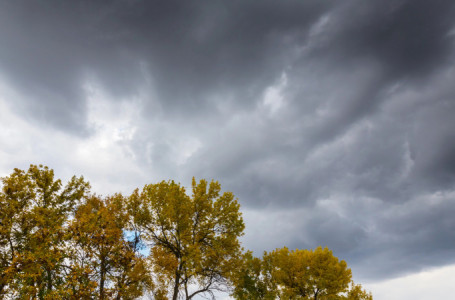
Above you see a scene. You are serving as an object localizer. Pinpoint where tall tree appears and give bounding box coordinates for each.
[128,178,245,300]
[2,165,372,299]
[66,194,151,299]
[0,165,90,298]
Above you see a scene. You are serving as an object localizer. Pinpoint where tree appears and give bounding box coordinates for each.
[2,165,372,299]
[0,165,151,299]
[128,178,245,300]
[0,165,90,298]
[66,194,151,299]
[233,247,354,300]
[305,246,352,299]
[231,251,275,300]
[345,282,373,300]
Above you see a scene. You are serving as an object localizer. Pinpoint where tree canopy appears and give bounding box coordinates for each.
[127,178,245,299]
[0,165,90,298]
[0,165,372,299]
[233,247,371,300]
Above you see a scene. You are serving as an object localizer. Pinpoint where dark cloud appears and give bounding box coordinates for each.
[0,0,334,130]
[1,0,455,283]
[360,193,455,279]
[312,0,455,79]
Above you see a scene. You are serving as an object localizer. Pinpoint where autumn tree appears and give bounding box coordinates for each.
[2,165,372,299]
[233,247,357,300]
[0,165,151,299]
[345,282,373,300]
[66,194,151,299]
[305,246,352,299]
[0,165,90,298]
[127,178,245,300]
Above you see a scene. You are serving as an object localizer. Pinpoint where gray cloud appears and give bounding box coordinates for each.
[1,0,455,282]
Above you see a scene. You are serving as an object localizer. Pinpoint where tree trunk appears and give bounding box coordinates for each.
[37,275,44,300]
[46,267,52,293]
[172,269,181,300]
[100,258,106,300]
[184,279,189,300]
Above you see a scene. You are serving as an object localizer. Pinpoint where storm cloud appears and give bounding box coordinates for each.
[1,0,455,285]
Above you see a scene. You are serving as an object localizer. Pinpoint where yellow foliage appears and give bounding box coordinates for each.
[128,178,245,300]
[1,165,372,299]
[233,246,355,300]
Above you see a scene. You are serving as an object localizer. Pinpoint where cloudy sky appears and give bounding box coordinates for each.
[1,0,455,298]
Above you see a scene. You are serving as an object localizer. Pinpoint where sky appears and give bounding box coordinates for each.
[1,0,455,298]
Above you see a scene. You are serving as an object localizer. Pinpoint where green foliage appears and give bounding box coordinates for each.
[231,251,276,300]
